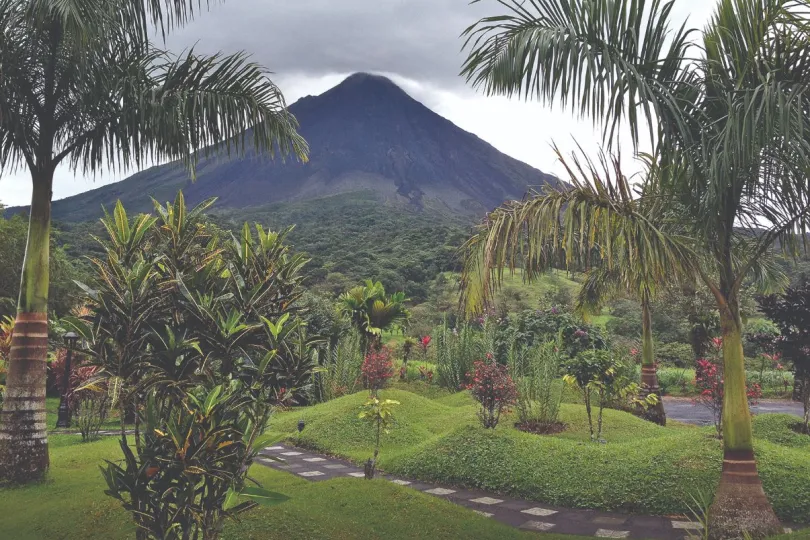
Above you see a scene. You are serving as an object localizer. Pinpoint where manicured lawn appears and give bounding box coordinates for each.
[0,435,579,540]
[269,389,810,523]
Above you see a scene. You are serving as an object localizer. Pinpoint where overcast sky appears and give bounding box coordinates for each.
[0,0,717,207]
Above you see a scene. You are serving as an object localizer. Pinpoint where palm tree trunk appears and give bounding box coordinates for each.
[708,295,781,539]
[0,172,53,483]
[639,297,666,425]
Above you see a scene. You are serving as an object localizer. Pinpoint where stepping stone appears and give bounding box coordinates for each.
[519,521,556,532]
[594,516,628,526]
[280,451,303,456]
[671,521,702,530]
[470,497,503,505]
[785,528,793,534]
[390,479,411,485]
[521,507,558,517]
[303,457,326,462]
[595,529,630,538]
[265,446,285,451]
[424,488,456,496]
[298,471,325,477]
[474,511,494,518]
[323,464,347,469]
[347,472,366,478]
[280,464,303,470]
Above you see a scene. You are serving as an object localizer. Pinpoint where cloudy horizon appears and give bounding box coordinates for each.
[0,0,716,208]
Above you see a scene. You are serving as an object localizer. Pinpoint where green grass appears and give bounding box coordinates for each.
[0,435,580,540]
[269,388,810,523]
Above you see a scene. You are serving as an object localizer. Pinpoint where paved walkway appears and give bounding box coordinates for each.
[663,397,803,426]
[258,443,723,539]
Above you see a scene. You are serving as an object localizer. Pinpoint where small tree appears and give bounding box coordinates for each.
[468,358,517,429]
[564,350,654,441]
[359,396,400,479]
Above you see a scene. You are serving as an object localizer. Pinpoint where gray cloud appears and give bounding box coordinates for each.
[167,0,490,91]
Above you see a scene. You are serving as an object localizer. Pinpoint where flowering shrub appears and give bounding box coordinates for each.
[467,360,517,429]
[419,335,431,360]
[361,346,394,395]
[694,356,762,438]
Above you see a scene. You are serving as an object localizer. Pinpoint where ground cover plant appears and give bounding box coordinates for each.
[266,388,810,524]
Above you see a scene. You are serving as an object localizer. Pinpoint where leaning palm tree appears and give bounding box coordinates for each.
[462,0,810,536]
[0,0,307,483]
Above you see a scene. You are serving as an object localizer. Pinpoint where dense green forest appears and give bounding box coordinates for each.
[5,191,810,375]
[52,191,469,303]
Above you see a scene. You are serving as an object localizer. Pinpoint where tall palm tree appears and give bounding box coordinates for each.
[0,0,307,483]
[461,0,810,536]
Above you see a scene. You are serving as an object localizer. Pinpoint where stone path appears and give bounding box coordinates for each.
[257,443,746,539]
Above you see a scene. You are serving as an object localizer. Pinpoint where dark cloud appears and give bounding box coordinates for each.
[167,0,491,90]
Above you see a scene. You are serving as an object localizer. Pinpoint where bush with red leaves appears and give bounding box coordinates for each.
[361,346,394,395]
[694,349,762,438]
[467,359,517,429]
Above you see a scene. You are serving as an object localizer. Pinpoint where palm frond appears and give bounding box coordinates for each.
[461,148,696,314]
[461,0,696,146]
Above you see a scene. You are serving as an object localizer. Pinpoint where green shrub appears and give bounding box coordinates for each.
[656,367,696,396]
[563,350,645,441]
[318,332,364,401]
[656,342,694,368]
[515,342,564,428]
[434,320,480,391]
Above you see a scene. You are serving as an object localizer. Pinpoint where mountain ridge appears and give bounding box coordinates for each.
[6,72,558,222]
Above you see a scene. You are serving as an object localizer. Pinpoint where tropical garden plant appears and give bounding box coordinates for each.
[338,280,409,350]
[317,332,365,402]
[65,194,315,539]
[467,358,518,429]
[359,396,400,479]
[461,0,810,534]
[564,349,655,441]
[514,341,564,431]
[0,0,307,483]
[360,346,395,396]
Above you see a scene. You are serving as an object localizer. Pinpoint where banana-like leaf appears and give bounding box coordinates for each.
[239,487,290,506]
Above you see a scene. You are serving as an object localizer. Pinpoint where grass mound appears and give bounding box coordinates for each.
[754,414,810,449]
[272,390,810,522]
[269,389,476,463]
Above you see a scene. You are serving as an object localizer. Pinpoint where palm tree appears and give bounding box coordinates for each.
[338,280,409,350]
[578,268,668,424]
[461,0,810,536]
[462,152,692,425]
[0,0,307,483]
